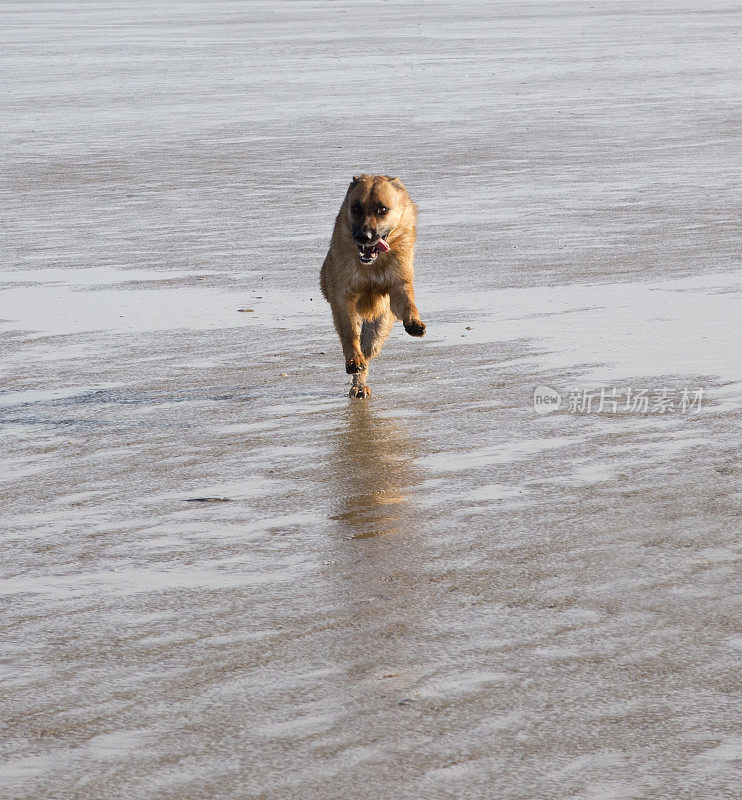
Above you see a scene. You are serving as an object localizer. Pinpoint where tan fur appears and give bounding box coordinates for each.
[320,175,426,398]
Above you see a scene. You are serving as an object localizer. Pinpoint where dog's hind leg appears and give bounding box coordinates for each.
[351,309,394,399]
[360,308,395,360]
[349,368,370,399]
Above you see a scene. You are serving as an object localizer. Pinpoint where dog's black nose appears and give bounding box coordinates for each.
[357,230,374,243]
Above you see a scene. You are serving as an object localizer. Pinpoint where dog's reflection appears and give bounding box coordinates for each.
[328,402,416,538]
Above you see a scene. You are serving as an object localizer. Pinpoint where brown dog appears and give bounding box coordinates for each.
[320,175,426,398]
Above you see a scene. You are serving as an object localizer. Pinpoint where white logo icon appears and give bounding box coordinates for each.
[533,385,562,415]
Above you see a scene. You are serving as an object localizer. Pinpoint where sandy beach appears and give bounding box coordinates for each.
[1,2,740,798]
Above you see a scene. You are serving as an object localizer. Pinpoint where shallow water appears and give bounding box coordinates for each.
[1,2,740,799]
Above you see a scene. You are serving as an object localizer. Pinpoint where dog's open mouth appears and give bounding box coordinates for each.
[357,238,390,264]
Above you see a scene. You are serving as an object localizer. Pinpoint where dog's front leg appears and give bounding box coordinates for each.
[330,296,366,374]
[390,282,426,337]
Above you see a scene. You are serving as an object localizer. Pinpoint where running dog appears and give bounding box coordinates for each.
[320,175,426,398]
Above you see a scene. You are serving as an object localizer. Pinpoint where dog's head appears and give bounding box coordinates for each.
[345,174,410,264]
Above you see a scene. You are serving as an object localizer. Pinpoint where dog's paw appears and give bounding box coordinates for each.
[345,357,367,374]
[349,385,371,399]
[404,319,426,337]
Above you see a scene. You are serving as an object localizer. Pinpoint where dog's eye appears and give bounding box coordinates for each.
[376,206,388,215]
[351,203,362,215]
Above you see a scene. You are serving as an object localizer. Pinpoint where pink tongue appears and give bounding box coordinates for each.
[375,238,390,253]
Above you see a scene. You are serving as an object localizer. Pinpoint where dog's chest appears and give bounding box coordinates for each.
[351,262,395,293]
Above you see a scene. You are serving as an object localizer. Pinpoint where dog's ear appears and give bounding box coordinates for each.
[347,176,360,193]
[385,176,405,190]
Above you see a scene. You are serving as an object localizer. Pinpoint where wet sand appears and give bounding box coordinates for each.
[1,2,741,798]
